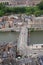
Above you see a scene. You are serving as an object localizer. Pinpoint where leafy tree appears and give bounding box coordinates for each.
[37,1,43,10]
[0,10,4,16]
[34,10,42,16]
[26,7,35,15]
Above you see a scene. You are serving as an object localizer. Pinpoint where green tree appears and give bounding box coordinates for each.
[37,1,43,10]
[34,10,42,16]
[0,10,4,16]
[26,7,35,15]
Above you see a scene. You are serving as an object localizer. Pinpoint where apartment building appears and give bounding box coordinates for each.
[0,0,41,6]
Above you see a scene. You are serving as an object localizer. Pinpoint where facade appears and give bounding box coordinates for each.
[0,0,41,6]
[27,16,43,29]
[27,0,41,6]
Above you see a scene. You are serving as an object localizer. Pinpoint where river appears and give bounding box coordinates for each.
[30,31,43,45]
[0,31,19,42]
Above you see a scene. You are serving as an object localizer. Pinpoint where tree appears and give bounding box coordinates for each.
[37,1,43,10]
[26,7,35,15]
[0,10,4,16]
[34,10,42,16]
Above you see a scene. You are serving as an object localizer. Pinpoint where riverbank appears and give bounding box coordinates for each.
[0,28,20,32]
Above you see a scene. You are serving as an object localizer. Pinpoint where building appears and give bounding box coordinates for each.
[27,16,43,45]
[27,0,41,6]
[0,0,41,6]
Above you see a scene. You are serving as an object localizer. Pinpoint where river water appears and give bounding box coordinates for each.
[30,31,43,45]
[0,31,19,42]
[0,30,43,45]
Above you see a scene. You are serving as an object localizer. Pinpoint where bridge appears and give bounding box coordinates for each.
[17,25,28,55]
[17,23,43,57]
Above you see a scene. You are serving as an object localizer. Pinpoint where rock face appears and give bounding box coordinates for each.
[0,0,41,6]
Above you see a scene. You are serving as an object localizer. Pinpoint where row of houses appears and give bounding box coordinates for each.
[27,15,43,30]
[0,14,43,30]
[0,0,41,6]
[0,14,28,29]
[0,15,23,29]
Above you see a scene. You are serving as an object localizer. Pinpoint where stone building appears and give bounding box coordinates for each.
[0,0,41,6]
